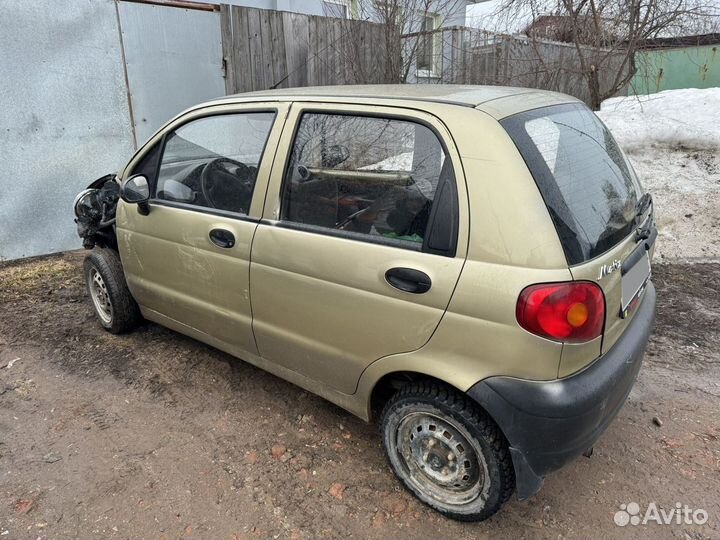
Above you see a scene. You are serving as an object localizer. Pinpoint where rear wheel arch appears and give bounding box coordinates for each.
[370,372,475,422]
[367,372,514,452]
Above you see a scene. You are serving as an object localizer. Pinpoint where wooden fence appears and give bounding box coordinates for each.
[220,5,397,94]
[220,6,628,107]
[409,27,629,106]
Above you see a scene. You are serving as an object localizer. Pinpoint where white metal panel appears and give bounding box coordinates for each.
[118,2,226,145]
[0,0,135,260]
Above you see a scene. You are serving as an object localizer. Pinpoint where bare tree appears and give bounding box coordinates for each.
[345,0,469,82]
[495,0,719,109]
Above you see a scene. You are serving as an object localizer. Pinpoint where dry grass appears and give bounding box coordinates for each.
[0,253,81,298]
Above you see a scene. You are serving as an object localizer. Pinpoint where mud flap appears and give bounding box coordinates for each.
[509,447,544,500]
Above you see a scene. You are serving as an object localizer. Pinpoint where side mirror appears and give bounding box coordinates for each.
[120,174,150,215]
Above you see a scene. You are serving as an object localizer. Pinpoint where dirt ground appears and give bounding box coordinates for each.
[0,252,718,540]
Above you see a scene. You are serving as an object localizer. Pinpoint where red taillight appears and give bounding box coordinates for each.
[516,282,605,343]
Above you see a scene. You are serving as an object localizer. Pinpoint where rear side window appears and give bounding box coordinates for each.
[280,112,458,255]
[502,103,643,265]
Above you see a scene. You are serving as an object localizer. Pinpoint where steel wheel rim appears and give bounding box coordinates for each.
[395,411,486,506]
[88,268,112,324]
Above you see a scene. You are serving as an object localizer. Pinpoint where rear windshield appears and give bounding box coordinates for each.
[502,103,643,265]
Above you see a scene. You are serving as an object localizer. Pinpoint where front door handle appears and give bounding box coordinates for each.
[385,267,432,294]
[209,228,235,249]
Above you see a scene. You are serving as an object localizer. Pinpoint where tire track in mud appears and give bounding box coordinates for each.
[86,408,118,431]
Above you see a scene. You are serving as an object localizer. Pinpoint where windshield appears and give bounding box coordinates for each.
[502,103,643,265]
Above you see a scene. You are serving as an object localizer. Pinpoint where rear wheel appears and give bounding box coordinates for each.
[84,248,141,334]
[380,381,515,521]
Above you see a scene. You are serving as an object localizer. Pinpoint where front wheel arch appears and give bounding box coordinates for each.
[83,247,142,334]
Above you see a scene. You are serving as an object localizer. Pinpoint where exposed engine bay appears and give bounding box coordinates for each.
[74,174,120,250]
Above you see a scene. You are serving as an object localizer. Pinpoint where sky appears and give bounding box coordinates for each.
[466,0,546,33]
[465,0,720,35]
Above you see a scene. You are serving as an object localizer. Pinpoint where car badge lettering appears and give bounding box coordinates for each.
[598,259,621,280]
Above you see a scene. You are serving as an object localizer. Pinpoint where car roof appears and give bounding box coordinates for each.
[205,84,581,119]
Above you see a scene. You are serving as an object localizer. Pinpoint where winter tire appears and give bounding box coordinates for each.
[381,381,515,521]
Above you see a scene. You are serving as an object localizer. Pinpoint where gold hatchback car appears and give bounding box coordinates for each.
[74,85,656,521]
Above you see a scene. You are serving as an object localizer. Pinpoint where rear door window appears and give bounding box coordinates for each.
[280,112,458,255]
[502,103,643,265]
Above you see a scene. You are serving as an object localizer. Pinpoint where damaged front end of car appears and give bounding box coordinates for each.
[73,174,120,250]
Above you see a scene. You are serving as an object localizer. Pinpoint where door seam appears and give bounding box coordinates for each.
[249,102,294,356]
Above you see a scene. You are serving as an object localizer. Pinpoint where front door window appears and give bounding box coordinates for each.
[155,112,276,214]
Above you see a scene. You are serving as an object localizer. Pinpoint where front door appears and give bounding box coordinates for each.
[117,103,288,356]
[250,103,469,394]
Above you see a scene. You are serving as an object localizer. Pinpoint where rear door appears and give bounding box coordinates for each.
[501,103,653,374]
[249,103,469,394]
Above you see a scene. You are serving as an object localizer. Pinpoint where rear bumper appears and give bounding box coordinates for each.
[467,281,656,500]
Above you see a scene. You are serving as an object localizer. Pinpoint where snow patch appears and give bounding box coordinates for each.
[359,152,413,171]
[598,88,720,151]
[599,88,720,261]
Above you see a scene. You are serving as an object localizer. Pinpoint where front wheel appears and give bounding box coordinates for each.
[380,382,515,521]
[84,248,141,334]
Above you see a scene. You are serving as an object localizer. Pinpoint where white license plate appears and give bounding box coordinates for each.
[621,252,651,314]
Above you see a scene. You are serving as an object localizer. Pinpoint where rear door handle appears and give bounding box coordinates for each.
[385,267,432,294]
[209,228,235,249]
